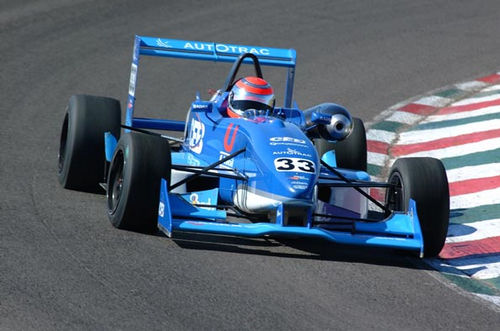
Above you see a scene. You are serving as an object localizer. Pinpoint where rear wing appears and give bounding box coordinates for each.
[126,35,297,128]
[136,36,296,67]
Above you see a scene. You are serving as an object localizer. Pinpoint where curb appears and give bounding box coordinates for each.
[366,72,500,178]
[365,72,500,307]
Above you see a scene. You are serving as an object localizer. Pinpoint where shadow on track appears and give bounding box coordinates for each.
[165,231,430,270]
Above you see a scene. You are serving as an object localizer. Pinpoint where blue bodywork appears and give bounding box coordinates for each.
[109,36,425,256]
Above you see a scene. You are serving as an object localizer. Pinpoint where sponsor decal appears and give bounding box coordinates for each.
[181,189,218,210]
[128,63,137,97]
[269,136,308,148]
[192,103,208,110]
[270,137,306,144]
[290,181,308,185]
[189,117,205,154]
[187,153,201,167]
[156,38,172,48]
[183,42,270,56]
[273,147,312,158]
[153,38,271,56]
[188,193,214,210]
[219,151,234,168]
[274,157,315,173]
[158,202,165,217]
[189,193,200,204]
[289,175,307,180]
[224,123,239,152]
[290,179,309,190]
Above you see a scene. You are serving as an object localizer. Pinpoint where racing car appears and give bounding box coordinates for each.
[57,36,450,257]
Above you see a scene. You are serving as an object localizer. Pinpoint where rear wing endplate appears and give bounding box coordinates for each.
[126,36,297,127]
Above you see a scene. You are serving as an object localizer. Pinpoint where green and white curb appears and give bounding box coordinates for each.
[365,73,500,306]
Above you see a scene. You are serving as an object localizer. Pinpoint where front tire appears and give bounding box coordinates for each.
[107,132,171,233]
[58,94,121,192]
[385,157,450,257]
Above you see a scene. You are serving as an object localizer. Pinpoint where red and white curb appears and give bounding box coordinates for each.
[366,73,500,306]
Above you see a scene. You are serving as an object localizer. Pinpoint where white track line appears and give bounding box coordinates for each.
[413,95,452,107]
[430,257,500,280]
[446,163,500,183]
[474,293,500,306]
[383,111,422,124]
[366,129,396,144]
[447,219,500,243]
[452,94,500,106]
[454,81,488,90]
[480,84,500,92]
[399,136,500,159]
[456,262,500,280]
[367,152,388,167]
[398,119,500,144]
[451,187,500,209]
[423,105,500,123]
[441,254,500,280]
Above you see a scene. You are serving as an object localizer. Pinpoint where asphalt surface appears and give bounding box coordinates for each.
[1,0,500,329]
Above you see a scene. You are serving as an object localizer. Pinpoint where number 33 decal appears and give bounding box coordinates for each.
[274,158,315,173]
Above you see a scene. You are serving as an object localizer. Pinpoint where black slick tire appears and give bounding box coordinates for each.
[58,94,121,192]
[107,132,171,233]
[386,157,450,257]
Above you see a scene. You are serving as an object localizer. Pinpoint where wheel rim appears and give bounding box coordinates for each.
[58,113,69,174]
[107,150,124,214]
[386,172,404,211]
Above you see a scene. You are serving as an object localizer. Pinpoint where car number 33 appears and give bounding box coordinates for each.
[274,157,315,173]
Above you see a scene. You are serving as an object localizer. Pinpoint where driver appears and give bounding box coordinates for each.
[227,77,275,118]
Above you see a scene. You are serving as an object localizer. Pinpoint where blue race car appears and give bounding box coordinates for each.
[58,36,450,257]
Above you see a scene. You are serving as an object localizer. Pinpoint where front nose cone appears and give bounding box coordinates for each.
[274,171,316,200]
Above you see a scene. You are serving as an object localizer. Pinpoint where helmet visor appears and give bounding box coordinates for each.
[230,100,274,112]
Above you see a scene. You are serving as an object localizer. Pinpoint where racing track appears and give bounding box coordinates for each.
[2,0,500,329]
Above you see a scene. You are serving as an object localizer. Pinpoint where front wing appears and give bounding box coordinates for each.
[157,179,425,257]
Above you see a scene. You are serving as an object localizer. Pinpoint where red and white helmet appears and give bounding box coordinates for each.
[227,77,275,118]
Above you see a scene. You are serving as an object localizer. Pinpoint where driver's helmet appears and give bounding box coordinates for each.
[227,77,275,118]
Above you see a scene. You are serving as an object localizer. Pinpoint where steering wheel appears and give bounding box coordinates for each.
[223,53,263,92]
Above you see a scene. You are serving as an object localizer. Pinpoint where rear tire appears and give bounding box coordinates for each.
[58,94,121,192]
[385,157,450,257]
[107,132,171,233]
[315,117,367,171]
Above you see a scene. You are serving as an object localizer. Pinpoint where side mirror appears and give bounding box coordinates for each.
[303,103,353,141]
